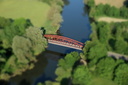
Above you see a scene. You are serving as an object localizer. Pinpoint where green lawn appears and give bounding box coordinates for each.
[91,77,118,85]
[0,0,50,27]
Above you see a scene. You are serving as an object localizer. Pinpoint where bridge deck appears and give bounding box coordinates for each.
[44,34,84,50]
[48,40,82,50]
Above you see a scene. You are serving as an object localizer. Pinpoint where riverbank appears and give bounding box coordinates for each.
[97,17,128,22]
[0,0,63,34]
[0,0,50,27]
[85,0,128,23]
[82,0,128,85]
[94,0,125,8]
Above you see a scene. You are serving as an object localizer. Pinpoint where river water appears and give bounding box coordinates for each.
[9,0,91,85]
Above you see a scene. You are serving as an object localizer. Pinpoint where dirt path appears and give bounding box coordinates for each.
[95,0,125,8]
[107,51,128,61]
[97,17,128,23]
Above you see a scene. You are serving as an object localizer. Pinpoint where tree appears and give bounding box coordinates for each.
[55,52,80,81]
[114,38,127,54]
[88,42,107,66]
[99,24,110,43]
[47,3,63,28]
[95,57,116,80]
[37,82,44,85]
[12,36,34,64]
[0,17,11,29]
[58,52,80,69]
[87,0,95,7]
[55,67,71,81]
[114,63,128,85]
[115,27,123,39]
[26,27,47,55]
[45,81,59,85]
[2,18,32,48]
[72,65,92,85]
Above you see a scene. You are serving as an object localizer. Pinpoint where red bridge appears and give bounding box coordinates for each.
[44,34,84,50]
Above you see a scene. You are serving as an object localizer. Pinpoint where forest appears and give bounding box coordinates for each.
[86,0,128,21]
[0,17,47,80]
[0,0,63,80]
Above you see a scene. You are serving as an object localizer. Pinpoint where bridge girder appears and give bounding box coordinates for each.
[44,35,84,48]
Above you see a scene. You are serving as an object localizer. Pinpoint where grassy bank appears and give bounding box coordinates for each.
[97,17,128,22]
[87,0,128,23]
[0,0,50,27]
[91,77,117,85]
[95,0,125,8]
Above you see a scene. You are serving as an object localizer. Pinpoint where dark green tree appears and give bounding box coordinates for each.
[87,0,95,7]
[72,65,92,85]
[114,38,127,54]
[99,24,110,43]
[26,27,47,55]
[55,52,80,81]
[12,36,33,64]
[2,18,32,48]
[95,57,116,80]
[0,17,11,29]
[114,64,128,85]
[88,42,107,66]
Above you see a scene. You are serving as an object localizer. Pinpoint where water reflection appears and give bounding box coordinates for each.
[60,0,91,43]
[0,80,9,85]
[9,0,91,84]
[62,0,70,5]
[19,79,30,85]
[10,53,48,85]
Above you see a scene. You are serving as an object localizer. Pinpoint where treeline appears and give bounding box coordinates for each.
[90,22,128,54]
[82,21,128,85]
[39,0,64,6]
[0,17,47,80]
[38,22,128,85]
[86,0,128,19]
[41,0,64,34]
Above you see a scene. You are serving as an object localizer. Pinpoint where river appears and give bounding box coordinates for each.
[9,0,91,85]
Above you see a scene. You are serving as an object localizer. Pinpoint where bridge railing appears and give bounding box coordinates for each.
[44,34,84,49]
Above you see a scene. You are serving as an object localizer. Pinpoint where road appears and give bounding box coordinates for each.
[108,51,128,61]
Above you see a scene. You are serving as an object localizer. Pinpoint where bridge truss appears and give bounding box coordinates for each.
[44,34,84,50]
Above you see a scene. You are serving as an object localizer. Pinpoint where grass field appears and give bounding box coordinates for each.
[91,77,117,85]
[98,17,128,23]
[95,0,125,8]
[0,0,50,27]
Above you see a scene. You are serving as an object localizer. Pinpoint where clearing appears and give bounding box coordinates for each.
[91,77,117,85]
[0,0,50,27]
[94,0,125,8]
[97,17,128,23]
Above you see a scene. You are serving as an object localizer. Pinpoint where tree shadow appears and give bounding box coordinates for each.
[19,79,30,85]
[61,78,70,85]
[40,27,46,35]
[26,19,33,26]
[62,0,70,5]
[124,0,128,7]
[56,29,63,36]
[0,80,9,85]
[9,52,48,85]
[108,39,116,50]
[83,5,89,16]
